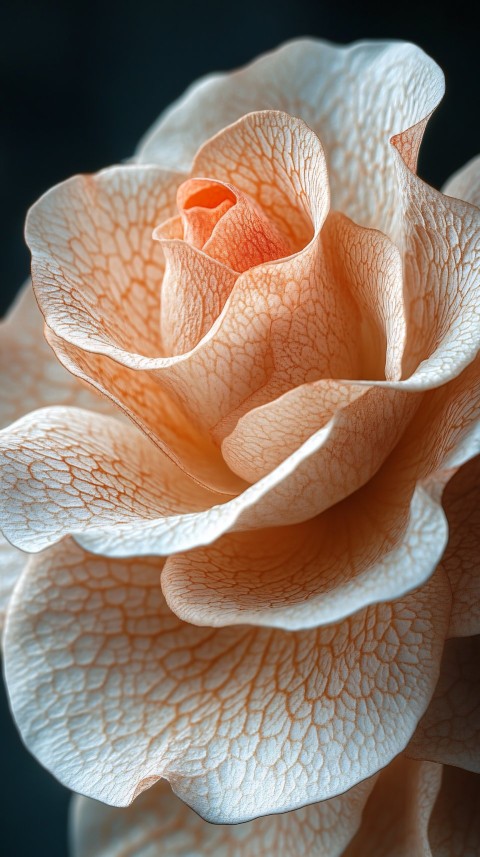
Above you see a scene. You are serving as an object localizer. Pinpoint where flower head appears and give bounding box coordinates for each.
[1,38,479,854]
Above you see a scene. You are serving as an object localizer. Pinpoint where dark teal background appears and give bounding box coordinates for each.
[0,1,478,854]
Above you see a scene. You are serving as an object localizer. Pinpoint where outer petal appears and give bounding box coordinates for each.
[344,756,442,856]
[428,767,480,856]
[408,636,480,772]
[153,354,480,628]
[443,154,480,207]
[137,39,444,239]
[0,534,26,633]
[71,776,374,857]
[0,280,114,430]
[4,540,449,822]
[161,482,446,631]
[0,407,221,553]
[221,383,414,484]
[439,456,480,637]
[1,352,477,565]
[391,146,480,389]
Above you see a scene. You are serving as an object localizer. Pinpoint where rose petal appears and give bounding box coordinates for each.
[176,178,292,269]
[221,383,414,484]
[26,165,183,358]
[343,756,442,856]
[4,540,449,822]
[46,329,244,494]
[31,112,364,441]
[1,353,477,563]
[408,636,480,772]
[137,39,443,239]
[162,354,479,629]
[428,767,480,856]
[439,456,480,637]
[161,483,446,631]
[0,281,115,430]
[443,154,480,207]
[152,228,238,356]
[71,775,374,857]
[0,407,221,553]
[0,534,26,634]
[390,148,480,390]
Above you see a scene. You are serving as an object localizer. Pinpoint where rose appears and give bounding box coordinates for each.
[1,37,479,855]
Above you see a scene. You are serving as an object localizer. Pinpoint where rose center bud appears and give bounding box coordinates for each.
[177,177,292,272]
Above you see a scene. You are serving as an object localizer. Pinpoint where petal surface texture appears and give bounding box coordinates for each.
[71,776,374,857]
[4,540,449,822]
[408,636,480,772]
[137,39,444,239]
[0,280,115,430]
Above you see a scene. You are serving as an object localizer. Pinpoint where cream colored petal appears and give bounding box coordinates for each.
[4,540,449,822]
[137,39,443,239]
[163,353,479,630]
[222,383,414,484]
[71,776,374,857]
[439,456,480,637]
[75,350,480,560]
[344,756,441,857]
[1,350,477,565]
[46,329,244,494]
[0,281,115,429]
[26,165,182,358]
[161,482,446,631]
[0,533,26,634]
[443,154,480,207]
[0,407,221,553]
[428,767,480,856]
[391,145,480,390]
[219,208,408,466]
[408,636,480,772]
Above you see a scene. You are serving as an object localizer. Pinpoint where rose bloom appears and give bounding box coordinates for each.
[1,37,479,855]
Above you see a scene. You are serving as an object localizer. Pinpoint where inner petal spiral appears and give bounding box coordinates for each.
[177,177,293,272]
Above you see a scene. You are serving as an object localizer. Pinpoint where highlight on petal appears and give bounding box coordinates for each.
[428,766,480,856]
[408,636,480,773]
[0,534,26,634]
[71,775,374,857]
[137,39,444,238]
[0,281,115,430]
[4,539,449,822]
[344,755,442,856]
[391,146,480,390]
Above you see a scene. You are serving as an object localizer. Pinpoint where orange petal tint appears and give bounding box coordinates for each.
[177,179,236,248]
[176,177,292,272]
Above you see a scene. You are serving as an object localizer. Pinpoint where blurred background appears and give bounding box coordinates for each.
[0,0,478,853]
